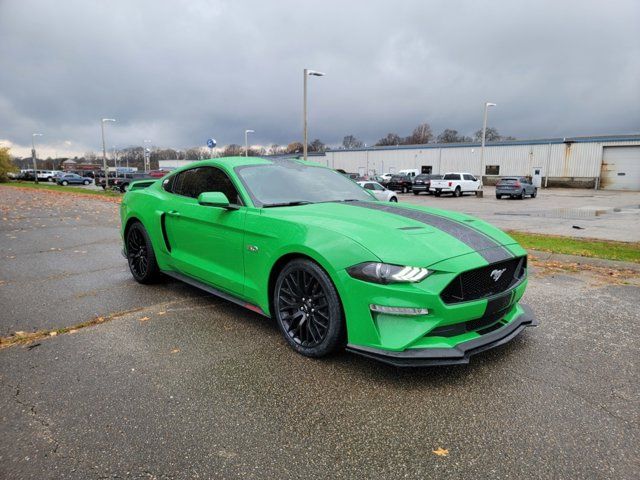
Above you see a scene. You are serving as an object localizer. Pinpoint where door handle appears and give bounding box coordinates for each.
[167,210,181,217]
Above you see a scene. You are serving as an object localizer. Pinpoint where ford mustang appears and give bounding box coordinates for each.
[120,157,537,366]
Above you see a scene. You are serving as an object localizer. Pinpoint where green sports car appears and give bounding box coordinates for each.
[120,156,537,366]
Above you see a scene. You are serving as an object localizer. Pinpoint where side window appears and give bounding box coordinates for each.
[364,183,374,190]
[172,167,240,204]
[374,183,384,191]
[163,174,176,193]
[464,174,477,181]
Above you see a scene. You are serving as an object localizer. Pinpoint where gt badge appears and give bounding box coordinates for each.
[490,268,506,282]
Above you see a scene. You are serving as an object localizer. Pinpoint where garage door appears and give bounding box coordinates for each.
[601,146,640,191]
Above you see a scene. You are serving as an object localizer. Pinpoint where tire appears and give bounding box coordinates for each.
[531,188,537,198]
[273,259,345,358]
[413,191,420,195]
[496,194,502,199]
[389,196,397,202]
[120,183,129,193]
[518,190,525,199]
[83,180,90,185]
[435,191,441,197]
[125,222,161,284]
[61,180,68,186]
[454,186,461,197]
[47,177,53,182]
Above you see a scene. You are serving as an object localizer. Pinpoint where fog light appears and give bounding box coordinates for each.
[370,305,429,316]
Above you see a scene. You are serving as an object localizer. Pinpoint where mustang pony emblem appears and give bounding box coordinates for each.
[490,268,507,282]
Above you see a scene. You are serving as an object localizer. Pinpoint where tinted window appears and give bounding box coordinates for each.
[172,167,240,204]
[415,175,429,181]
[443,174,461,180]
[463,174,476,181]
[162,175,175,192]
[364,183,375,190]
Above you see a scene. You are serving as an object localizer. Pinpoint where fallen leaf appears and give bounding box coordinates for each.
[157,311,166,315]
[171,348,180,354]
[68,329,78,334]
[139,316,150,322]
[432,447,449,457]
[15,331,26,337]
[49,331,57,336]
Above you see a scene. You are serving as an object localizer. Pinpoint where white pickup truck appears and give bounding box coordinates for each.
[429,172,481,197]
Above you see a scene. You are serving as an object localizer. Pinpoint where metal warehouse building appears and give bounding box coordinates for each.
[322,134,640,191]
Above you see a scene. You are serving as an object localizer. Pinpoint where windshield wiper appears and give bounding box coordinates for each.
[262,200,315,208]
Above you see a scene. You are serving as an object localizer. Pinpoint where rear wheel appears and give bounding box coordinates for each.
[126,222,161,284]
[435,190,441,197]
[518,190,525,199]
[454,186,462,197]
[120,183,130,193]
[413,191,420,195]
[531,188,537,198]
[389,196,397,202]
[273,259,345,358]
[83,180,90,185]
[496,194,502,199]
[61,180,68,186]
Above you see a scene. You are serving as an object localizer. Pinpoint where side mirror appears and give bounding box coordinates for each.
[197,191,232,208]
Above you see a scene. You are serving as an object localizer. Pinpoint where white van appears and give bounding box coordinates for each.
[398,169,420,179]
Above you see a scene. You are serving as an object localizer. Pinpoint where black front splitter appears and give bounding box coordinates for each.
[346,304,538,367]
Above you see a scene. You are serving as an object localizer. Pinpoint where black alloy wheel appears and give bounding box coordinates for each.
[126,222,160,284]
[274,259,345,357]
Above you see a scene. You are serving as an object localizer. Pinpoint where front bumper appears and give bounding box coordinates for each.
[346,303,537,366]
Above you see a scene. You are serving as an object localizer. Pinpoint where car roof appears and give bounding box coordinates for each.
[165,156,324,177]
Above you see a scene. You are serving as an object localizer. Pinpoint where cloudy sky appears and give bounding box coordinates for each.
[1,0,639,157]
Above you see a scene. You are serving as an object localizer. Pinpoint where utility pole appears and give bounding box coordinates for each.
[101,119,116,188]
[479,102,496,187]
[31,133,43,183]
[303,68,325,161]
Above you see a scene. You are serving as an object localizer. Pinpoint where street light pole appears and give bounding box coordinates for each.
[479,102,496,187]
[303,68,325,161]
[244,129,255,157]
[101,119,116,188]
[143,140,152,172]
[31,133,43,183]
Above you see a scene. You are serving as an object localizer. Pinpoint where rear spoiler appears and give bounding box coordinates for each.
[128,179,157,191]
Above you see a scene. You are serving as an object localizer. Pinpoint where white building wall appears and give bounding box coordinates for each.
[325,139,640,180]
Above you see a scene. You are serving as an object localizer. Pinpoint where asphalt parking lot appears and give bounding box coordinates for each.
[403,186,640,242]
[1,185,639,479]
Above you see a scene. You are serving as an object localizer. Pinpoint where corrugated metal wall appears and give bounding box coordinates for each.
[324,139,640,180]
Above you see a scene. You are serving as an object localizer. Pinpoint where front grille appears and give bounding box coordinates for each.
[440,256,526,304]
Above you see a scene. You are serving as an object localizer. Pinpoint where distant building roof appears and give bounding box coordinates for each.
[62,159,77,164]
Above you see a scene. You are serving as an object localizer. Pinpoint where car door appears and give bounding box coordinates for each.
[163,166,247,296]
[371,182,388,200]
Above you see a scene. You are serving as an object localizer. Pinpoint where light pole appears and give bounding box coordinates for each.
[101,119,116,187]
[244,129,254,157]
[303,68,325,161]
[143,139,152,172]
[479,102,496,187]
[31,133,43,183]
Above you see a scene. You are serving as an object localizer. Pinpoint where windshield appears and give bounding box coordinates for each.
[235,161,374,207]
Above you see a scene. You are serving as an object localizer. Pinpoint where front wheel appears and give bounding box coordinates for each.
[389,196,397,202]
[273,259,345,358]
[83,180,90,185]
[126,222,161,284]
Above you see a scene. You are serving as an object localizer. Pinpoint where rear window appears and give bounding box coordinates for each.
[499,178,519,184]
[390,175,406,181]
[443,174,460,180]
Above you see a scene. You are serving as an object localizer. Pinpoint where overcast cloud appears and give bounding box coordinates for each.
[1,0,639,157]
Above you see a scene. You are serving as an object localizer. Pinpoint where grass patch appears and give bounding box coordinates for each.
[508,231,640,263]
[1,181,121,198]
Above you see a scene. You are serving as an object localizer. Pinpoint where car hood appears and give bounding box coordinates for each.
[263,201,519,268]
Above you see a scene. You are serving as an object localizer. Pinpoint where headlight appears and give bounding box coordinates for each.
[347,262,431,284]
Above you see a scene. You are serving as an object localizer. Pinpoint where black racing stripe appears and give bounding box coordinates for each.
[348,201,513,263]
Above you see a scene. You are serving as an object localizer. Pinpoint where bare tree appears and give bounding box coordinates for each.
[286,142,304,154]
[436,129,472,143]
[474,127,502,142]
[223,144,243,156]
[309,139,325,152]
[375,133,402,146]
[406,123,434,145]
[342,135,364,149]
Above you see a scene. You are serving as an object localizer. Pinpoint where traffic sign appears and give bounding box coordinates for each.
[207,138,217,148]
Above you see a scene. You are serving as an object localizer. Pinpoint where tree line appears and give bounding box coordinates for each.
[342,124,515,149]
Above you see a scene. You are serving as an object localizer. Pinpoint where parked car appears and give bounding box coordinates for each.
[36,170,64,182]
[429,173,481,197]
[386,174,413,193]
[357,181,398,202]
[495,177,537,199]
[56,173,93,186]
[147,170,167,178]
[121,156,536,364]
[398,168,420,179]
[379,173,393,183]
[412,174,443,195]
[98,172,153,192]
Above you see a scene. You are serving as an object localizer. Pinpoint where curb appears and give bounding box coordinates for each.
[527,249,640,272]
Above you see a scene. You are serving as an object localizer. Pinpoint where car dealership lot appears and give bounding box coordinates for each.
[1,186,638,479]
[404,186,640,242]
